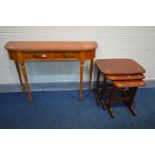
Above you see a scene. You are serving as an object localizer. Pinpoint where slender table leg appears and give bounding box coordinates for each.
[128,87,137,115]
[20,61,32,103]
[14,61,25,92]
[94,69,101,105]
[108,86,116,118]
[89,59,94,90]
[102,76,107,98]
[80,60,84,100]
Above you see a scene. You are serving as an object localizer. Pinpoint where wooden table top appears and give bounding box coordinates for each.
[113,79,145,88]
[106,73,145,81]
[96,59,145,75]
[5,41,98,52]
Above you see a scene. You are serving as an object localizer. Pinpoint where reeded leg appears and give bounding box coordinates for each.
[20,62,32,103]
[80,60,84,100]
[14,61,25,92]
[89,59,94,90]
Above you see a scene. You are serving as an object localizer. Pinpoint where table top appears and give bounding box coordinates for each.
[96,59,146,75]
[106,73,145,81]
[113,80,145,88]
[5,41,98,52]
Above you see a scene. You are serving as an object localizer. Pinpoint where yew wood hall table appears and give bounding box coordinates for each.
[5,41,97,102]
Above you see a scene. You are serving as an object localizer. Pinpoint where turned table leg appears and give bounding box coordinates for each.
[20,61,32,103]
[80,60,84,100]
[89,59,94,90]
[14,61,25,92]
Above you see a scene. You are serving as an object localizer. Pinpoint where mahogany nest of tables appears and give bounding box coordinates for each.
[95,58,146,118]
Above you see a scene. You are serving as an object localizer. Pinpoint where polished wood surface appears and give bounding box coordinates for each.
[5,41,97,102]
[112,79,145,88]
[5,41,97,52]
[95,58,145,118]
[106,73,145,81]
[96,59,145,75]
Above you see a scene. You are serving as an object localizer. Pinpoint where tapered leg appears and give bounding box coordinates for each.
[102,76,107,99]
[14,61,25,92]
[94,70,106,109]
[89,59,94,90]
[94,69,101,105]
[80,60,84,100]
[108,87,116,118]
[20,62,32,103]
[128,87,137,115]
[100,76,107,109]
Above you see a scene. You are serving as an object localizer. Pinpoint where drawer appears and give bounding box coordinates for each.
[24,52,52,60]
[52,52,80,59]
[24,52,53,60]
[23,52,80,60]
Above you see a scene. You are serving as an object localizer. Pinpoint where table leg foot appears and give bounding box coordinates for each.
[94,90,101,105]
[80,95,83,101]
[129,105,137,116]
[108,108,116,118]
[101,99,107,110]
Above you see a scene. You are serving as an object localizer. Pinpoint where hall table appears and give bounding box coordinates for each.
[5,41,97,102]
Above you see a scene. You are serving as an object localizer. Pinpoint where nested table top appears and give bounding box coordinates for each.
[113,80,145,88]
[5,41,98,52]
[96,59,145,75]
[106,73,145,81]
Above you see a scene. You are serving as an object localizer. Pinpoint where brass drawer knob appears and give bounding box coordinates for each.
[41,54,46,58]
[64,53,69,58]
[34,54,47,58]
